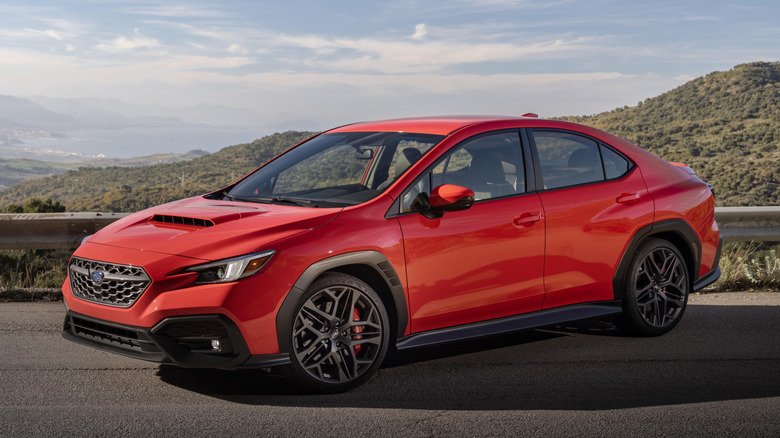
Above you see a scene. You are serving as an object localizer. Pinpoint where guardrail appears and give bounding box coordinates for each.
[0,212,130,250]
[712,206,780,242]
[0,207,778,250]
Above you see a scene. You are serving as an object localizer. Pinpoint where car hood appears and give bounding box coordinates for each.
[86,196,341,261]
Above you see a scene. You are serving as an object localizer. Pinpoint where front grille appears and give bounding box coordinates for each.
[69,257,151,308]
[150,214,214,227]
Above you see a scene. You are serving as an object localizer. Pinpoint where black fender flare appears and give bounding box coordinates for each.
[275,251,409,354]
[612,219,702,300]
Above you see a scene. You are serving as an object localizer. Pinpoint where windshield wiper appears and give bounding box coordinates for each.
[223,192,272,204]
[223,193,318,207]
[270,197,318,208]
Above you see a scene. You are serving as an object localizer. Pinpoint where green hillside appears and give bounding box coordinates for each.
[0,131,315,211]
[1,62,779,211]
[560,62,780,206]
[0,159,81,190]
[0,150,210,191]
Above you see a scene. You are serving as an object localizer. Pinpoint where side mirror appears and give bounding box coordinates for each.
[425,184,474,218]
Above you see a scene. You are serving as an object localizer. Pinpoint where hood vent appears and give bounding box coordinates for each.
[151,214,215,228]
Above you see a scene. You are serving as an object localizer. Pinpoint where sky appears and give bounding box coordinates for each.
[1,0,779,127]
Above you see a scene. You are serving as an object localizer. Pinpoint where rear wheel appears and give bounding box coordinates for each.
[619,238,689,336]
[285,272,389,393]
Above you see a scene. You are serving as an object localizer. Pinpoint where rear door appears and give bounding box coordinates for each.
[528,129,654,309]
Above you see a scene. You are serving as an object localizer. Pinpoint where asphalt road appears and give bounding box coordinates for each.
[1,293,778,437]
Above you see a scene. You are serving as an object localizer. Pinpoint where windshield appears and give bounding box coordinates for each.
[225,132,444,207]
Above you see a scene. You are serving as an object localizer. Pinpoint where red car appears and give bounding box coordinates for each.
[62,115,721,392]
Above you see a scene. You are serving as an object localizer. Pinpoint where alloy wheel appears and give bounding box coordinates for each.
[633,246,688,329]
[292,283,383,384]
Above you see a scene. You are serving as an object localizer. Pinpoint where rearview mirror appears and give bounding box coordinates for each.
[355,146,375,160]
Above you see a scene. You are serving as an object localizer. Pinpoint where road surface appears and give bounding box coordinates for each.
[1,293,778,437]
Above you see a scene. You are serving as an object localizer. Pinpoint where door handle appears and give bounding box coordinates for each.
[514,212,543,227]
[616,192,640,205]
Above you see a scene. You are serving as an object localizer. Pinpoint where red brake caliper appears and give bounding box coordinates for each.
[352,308,363,353]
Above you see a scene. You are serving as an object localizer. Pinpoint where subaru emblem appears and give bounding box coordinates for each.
[90,270,105,286]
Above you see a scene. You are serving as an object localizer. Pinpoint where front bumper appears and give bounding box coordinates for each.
[62,310,290,369]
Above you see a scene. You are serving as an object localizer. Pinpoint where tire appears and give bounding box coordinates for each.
[284,272,390,393]
[618,238,690,336]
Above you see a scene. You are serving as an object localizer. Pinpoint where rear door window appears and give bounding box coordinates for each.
[532,130,632,189]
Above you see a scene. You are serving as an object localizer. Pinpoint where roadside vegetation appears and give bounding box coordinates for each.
[710,242,780,292]
[1,198,70,300]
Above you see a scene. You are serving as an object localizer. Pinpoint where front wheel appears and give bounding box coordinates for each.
[284,272,389,393]
[618,238,690,336]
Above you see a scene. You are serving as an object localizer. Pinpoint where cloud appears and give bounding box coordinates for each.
[1,0,769,129]
[127,4,228,18]
[411,23,427,40]
[227,43,249,55]
[43,29,63,41]
[96,29,160,52]
[157,18,610,73]
[273,33,605,74]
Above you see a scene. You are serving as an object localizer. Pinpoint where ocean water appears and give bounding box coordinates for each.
[20,126,274,159]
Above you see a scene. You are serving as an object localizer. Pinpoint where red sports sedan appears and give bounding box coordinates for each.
[62,115,721,392]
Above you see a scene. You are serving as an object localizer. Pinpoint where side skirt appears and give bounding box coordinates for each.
[395,301,623,351]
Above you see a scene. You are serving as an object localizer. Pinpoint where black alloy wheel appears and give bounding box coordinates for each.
[286,272,389,393]
[619,238,690,336]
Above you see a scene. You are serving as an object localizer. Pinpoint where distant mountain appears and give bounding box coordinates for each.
[24,96,147,129]
[0,95,79,130]
[560,61,780,206]
[0,94,193,152]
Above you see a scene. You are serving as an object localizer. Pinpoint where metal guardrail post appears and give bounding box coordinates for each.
[0,212,131,250]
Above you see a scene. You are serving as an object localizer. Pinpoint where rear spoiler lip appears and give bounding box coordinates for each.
[668,162,714,194]
[668,161,697,176]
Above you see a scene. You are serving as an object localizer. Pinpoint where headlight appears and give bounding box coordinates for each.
[186,250,275,284]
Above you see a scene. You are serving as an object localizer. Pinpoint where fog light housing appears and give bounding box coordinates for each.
[211,339,221,351]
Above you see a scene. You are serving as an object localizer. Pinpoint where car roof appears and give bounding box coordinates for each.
[326,115,540,136]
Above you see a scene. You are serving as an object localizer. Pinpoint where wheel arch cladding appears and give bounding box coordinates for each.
[275,251,409,354]
[613,219,701,300]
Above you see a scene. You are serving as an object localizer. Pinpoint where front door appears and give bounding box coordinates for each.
[396,131,546,333]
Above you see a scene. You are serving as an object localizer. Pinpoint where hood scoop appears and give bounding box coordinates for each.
[145,205,265,229]
[150,214,215,228]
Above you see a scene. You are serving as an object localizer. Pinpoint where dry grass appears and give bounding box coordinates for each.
[709,242,780,292]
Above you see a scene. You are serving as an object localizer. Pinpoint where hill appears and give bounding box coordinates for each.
[560,62,780,206]
[1,62,779,210]
[0,131,314,211]
[0,150,211,191]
